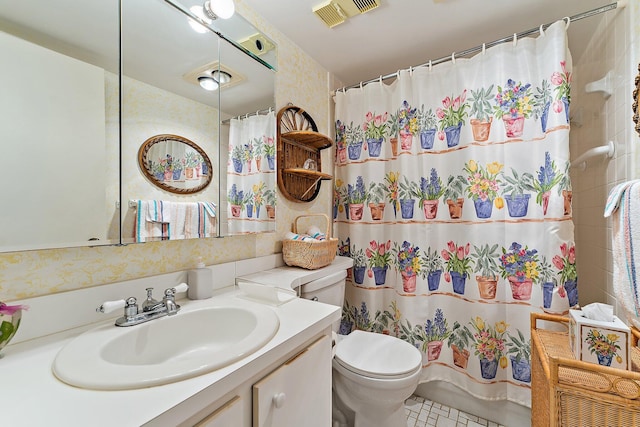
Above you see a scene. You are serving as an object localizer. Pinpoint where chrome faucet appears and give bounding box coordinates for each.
[96,283,188,327]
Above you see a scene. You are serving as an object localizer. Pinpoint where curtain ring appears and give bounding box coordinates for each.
[245,113,249,119]
[482,43,486,55]
[379,75,383,85]
[513,33,517,46]
[539,24,545,36]
[429,60,432,71]
[564,16,571,29]
[360,81,363,89]
[409,66,413,75]
[256,110,260,116]
[451,52,456,64]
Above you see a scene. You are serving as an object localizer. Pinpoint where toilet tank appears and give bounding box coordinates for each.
[299,270,347,308]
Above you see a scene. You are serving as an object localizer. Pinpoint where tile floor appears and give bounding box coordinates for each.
[404,395,506,427]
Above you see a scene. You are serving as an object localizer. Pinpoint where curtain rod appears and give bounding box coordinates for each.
[221,107,274,125]
[335,1,626,94]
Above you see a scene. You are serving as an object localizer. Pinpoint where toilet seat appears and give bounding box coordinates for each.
[334,330,422,380]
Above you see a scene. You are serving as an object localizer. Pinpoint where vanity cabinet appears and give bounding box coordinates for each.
[253,335,331,427]
[175,332,333,427]
[194,395,244,427]
[276,105,333,203]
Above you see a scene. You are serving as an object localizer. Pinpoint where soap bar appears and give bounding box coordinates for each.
[187,260,213,300]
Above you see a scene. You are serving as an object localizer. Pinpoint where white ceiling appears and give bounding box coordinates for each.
[243,0,612,87]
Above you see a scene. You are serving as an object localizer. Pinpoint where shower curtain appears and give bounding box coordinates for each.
[227,112,277,234]
[333,21,577,406]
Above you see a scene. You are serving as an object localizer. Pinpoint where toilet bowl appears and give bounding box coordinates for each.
[238,256,423,427]
[332,330,422,427]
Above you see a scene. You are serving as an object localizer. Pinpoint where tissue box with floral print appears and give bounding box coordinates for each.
[569,309,631,370]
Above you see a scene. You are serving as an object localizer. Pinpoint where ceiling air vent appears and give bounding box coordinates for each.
[313,1,347,28]
[313,0,380,28]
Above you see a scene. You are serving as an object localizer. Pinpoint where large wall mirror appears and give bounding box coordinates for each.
[0,0,120,251]
[0,0,276,252]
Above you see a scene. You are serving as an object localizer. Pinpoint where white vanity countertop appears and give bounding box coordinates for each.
[0,288,340,426]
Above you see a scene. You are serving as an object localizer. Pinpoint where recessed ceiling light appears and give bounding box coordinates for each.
[188,5,212,34]
[198,76,219,91]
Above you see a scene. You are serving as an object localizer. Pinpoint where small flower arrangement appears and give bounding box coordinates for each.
[437,90,469,130]
[366,240,392,269]
[398,176,419,201]
[421,308,451,346]
[464,160,503,201]
[393,240,422,277]
[351,246,367,268]
[471,243,501,279]
[367,181,386,204]
[398,100,419,136]
[551,60,572,109]
[185,150,201,168]
[228,184,244,206]
[347,176,368,204]
[538,256,557,286]
[532,151,562,205]
[532,79,552,120]
[469,316,509,363]
[552,242,577,284]
[585,329,622,363]
[335,120,347,150]
[441,241,473,280]
[338,237,351,257]
[344,121,365,147]
[243,142,254,161]
[500,167,535,198]
[468,85,495,122]
[363,111,389,140]
[386,111,399,138]
[384,171,401,215]
[447,321,474,355]
[500,242,539,282]
[494,79,533,119]
[417,168,445,203]
[506,329,531,363]
[421,247,444,274]
[252,181,266,207]
[231,145,244,162]
[443,174,467,201]
[264,188,277,206]
[335,179,347,211]
[262,136,275,157]
[417,105,437,131]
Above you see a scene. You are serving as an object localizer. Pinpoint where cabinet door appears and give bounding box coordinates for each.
[253,335,331,427]
[195,395,244,427]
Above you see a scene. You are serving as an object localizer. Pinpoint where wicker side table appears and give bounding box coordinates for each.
[531,312,640,427]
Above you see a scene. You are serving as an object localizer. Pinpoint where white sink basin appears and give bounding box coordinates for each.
[52,298,279,390]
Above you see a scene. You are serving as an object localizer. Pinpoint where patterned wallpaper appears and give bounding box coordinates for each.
[0,0,333,301]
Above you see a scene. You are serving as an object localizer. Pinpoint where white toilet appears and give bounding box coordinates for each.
[240,256,423,427]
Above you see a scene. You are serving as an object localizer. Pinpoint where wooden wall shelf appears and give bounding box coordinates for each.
[277,105,333,202]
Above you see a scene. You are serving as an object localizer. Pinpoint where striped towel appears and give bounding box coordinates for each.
[604,180,640,329]
[135,200,170,242]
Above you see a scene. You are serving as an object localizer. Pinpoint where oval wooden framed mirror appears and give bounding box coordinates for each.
[138,134,213,194]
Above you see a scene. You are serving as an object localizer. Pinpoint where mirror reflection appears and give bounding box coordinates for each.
[0,0,276,252]
[138,134,213,194]
[120,0,222,243]
[0,0,120,251]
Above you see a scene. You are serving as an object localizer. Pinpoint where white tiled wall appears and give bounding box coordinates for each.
[571,2,639,313]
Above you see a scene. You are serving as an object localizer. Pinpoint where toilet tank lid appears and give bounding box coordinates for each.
[335,330,422,377]
[236,256,354,291]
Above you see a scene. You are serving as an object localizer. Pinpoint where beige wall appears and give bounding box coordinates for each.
[571,2,639,312]
[0,0,333,301]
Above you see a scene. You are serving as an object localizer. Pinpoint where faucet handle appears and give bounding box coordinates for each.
[172,283,189,294]
[96,299,126,314]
